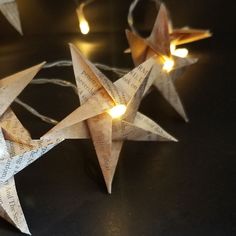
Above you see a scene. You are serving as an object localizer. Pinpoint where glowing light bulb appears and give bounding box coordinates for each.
[163,57,175,73]
[172,48,189,58]
[170,43,189,58]
[77,4,90,35]
[107,104,127,119]
[79,20,90,34]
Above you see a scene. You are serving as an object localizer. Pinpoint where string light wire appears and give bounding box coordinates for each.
[14,0,160,125]
[14,61,130,125]
[128,0,161,35]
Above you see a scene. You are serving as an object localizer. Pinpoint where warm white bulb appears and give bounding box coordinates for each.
[77,4,90,35]
[170,43,189,58]
[80,20,90,34]
[107,104,127,119]
[163,57,175,72]
[172,48,189,58]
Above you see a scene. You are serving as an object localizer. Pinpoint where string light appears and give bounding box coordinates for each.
[107,104,127,119]
[170,43,189,58]
[77,3,90,34]
[163,56,175,72]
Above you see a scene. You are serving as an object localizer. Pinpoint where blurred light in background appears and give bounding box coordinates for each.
[77,2,90,34]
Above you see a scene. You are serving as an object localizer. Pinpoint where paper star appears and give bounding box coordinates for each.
[126,3,210,122]
[0,0,22,34]
[0,64,62,234]
[43,44,177,194]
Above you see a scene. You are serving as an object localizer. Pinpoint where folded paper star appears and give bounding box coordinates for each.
[42,44,177,194]
[126,3,211,122]
[0,64,62,234]
[0,0,22,34]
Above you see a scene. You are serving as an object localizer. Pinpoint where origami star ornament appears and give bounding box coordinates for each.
[126,3,211,122]
[0,64,62,234]
[43,44,177,194]
[0,0,22,34]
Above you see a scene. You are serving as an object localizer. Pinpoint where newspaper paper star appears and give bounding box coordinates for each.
[43,44,177,194]
[126,4,211,122]
[0,0,22,34]
[0,64,62,234]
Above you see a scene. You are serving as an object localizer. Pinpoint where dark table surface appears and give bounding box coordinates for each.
[0,0,235,235]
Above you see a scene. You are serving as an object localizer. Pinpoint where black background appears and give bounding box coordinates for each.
[0,0,236,235]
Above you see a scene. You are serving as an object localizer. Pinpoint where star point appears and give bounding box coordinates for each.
[0,0,23,34]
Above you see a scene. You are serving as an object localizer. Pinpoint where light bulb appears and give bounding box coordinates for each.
[79,20,90,35]
[77,4,90,35]
[170,43,189,58]
[163,57,175,72]
[107,104,127,119]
